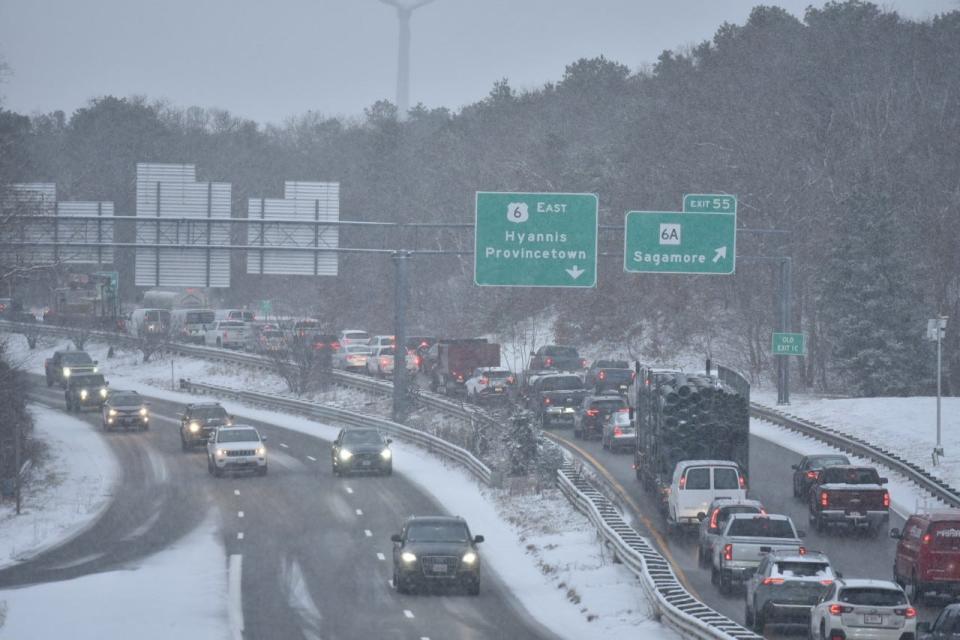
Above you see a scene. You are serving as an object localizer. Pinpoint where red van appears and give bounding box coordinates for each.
[891,510,960,602]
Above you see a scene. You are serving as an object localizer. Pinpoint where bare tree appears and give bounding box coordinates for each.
[129,317,168,363]
[265,335,332,396]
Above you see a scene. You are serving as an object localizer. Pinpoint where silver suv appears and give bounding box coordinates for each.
[745,549,835,633]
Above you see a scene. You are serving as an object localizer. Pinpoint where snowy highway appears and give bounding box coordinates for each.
[14,377,556,640]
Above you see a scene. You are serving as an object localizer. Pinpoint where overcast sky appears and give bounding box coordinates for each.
[0,0,955,125]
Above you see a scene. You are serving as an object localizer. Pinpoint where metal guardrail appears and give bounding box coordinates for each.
[178,379,493,486]
[751,403,960,508]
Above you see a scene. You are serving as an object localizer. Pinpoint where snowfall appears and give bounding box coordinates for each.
[0,333,678,640]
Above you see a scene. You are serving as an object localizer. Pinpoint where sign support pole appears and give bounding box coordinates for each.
[777,257,792,405]
[391,251,410,422]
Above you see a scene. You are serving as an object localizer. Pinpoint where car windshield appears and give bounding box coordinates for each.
[809,455,849,469]
[185,311,215,323]
[591,399,626,412]
[838,587,906,607]
[597,360,629,369]
[406,522,470,543]
[727,517,796,538]
[73,375,105,387]
[485,370,510,379]
[191,406,228,419]
[821,468,881,484]
[218,429,259,443]
[342,430,385,446]
[775,561,831,578]
[110,392,141,405]
[541,377,583,391]
[62,352,94,364]
[543,346,578,358]
[718,505,761,522]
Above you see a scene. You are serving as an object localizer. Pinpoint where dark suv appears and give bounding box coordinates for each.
[179,403,233,450]
[65,373,109,412]
[573,393,628,440]
[331,427,393,476]
[391,516,484,595]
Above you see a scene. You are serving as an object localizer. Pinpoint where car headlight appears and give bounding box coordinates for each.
[139,407,148,416]
[189,422,200,433]
[63,367,71,377]
[216,449,227,457]
[256,447,266,456]
[109,408,118,416]
[401,552,417,564]
[99,388,108,398]
[462,552,477,565]
[380,448,392,460]
[339,449,353,461]
[92,367,98,373]
[80,389,88,399]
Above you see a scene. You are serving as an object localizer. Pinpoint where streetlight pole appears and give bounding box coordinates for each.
[377,0,436,117]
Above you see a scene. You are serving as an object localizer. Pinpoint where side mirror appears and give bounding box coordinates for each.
[835,571,843,579]
[796,530,807,538]
[917,622,931,633]
[889,528,902,539]
[390,534,402,543]
[879,477,888,484]
[697,512,707,522]
[94,360,99,365]
[387,438,393,444]
[260,436,267,443]
[473,535,484,544]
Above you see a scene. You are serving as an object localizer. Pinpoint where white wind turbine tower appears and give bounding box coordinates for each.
[377,0,437,117]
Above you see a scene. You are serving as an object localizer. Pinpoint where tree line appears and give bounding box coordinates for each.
[1,1,957,396]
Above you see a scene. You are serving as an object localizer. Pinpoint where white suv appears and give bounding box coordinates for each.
[810,579,916,640]
[667,460,747,532]
[207,426,268,477]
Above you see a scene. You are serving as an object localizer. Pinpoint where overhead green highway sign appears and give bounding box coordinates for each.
[474,192,597,287]
[623,210,736,275]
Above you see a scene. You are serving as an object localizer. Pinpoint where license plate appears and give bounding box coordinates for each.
[361,460,371,466]
[432,563,447,573]
[493,387,504,392]
[864,615,882,625]
[849,512,863,517]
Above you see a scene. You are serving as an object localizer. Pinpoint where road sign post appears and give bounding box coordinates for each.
[623,211,736,275]
[771,332,806,356]
[474,192,597,287]
[927,316,948,464]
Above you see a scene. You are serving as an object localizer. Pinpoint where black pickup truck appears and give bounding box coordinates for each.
[45,350,99,388]
[527,345,586,373]
[526,373,589,427]
[585,359,634,394]
[808,465,889,535]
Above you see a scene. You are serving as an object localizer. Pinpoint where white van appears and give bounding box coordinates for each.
[170,309,216,344]
[215,309,256,323]
[129,308,171,338]
[667,460,747,531]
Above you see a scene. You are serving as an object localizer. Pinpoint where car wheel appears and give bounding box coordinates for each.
[332,466,340,477]
[752,602,765,633]
[907,572,924,605]
[793,480,800,498]
[207,457,214,475]
[46,376,53,388]
[181,435,189,452]
[820,621,827,640]
[744,603,754,628]
[711,565,719,586]
[213,464,223,478]
[698,545,710,568]
[719,569,732,595]
[216,338,222,347]
[141,423,149,431]
[384,466,393,477]
[814,512,825,533]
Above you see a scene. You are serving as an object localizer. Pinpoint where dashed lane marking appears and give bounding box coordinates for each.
[228,555,244,640]
[345,487,354,494]
[234,489,240,496]
[307,455,317,462]
[355,509,363,516]
[364,529,372,537]
[280,442,289,448]
[238,511,244,518]
[376,553,385,561]
[237,532,244,540]
[403,610,414,619]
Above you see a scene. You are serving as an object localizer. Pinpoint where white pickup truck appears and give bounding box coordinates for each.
[205,320,249,349]
[711,513,806,593]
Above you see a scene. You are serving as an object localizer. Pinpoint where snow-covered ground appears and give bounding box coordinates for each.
[0,404,117,570]
[1,333,677,639]
[754,389,960,502]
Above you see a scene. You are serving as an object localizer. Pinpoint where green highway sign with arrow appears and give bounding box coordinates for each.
[623,210,736,275]
[474,191,597,287]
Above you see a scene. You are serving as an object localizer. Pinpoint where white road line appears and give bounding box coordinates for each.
[238,511,245,518]
[306,455,317,461]
[421,637,430,640]
[345,486,353,494]
[228,554,244,640]
[234,489,240,496]
[364,529,372,537]
[376,553,385,561]
[355,509,363,516]
[403,610,415,619]
[280,442,289,448]
[121,509,162,542]
[237,532,244,540]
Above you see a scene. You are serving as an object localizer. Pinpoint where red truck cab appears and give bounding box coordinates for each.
[891,509,960,603]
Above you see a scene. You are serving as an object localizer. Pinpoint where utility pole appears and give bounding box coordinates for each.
[929,316,948,464]
[391,251,411,421]
[378,0,436,117]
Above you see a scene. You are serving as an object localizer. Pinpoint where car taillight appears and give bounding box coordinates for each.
[882,491,890,508]
[480,377,489,385]
[631,371,637,380]
[709,508,719,531]
[921,532,932,545]
[223,331,228,338]
[829,604,852,616]
[598,370,606,380]
[762,578,784,585]
[738,475,746,490]
[613,427,623,437]
[456,373,464,382]
[806,471,818,479]
[679,476,686,490]
[506,376,515,384]
[723,544,733,561]
[420,341,428,348]
[545,357,553,367]
[820,491,829,508]
[579,358,587,368]
[895,607,917,619]
[380,357,389,366]
[798,546,807,555]
[543,397,551,405]
[820,579,834,586]
[586,408,599,417]
[414,356,421,367]
[618,407,629,414]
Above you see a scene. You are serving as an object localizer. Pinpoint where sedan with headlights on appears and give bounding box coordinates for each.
[391,515,483,595]
[206,425,268,477]
[101,390,150,431]
[331,427,393,476]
